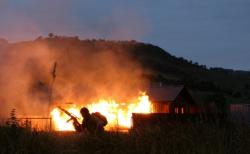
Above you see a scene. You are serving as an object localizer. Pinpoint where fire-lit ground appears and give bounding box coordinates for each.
[51,92,153,131]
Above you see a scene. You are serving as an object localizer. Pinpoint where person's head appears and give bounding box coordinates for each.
[80,107,90,118]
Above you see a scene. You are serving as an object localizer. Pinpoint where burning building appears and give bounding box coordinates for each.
[12,84,199,132]
[50,85,200,132]
[147,85,198,114]
[132,85,201,129]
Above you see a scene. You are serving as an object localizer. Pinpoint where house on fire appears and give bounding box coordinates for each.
[147,85,200,114]
[132,85,201,129]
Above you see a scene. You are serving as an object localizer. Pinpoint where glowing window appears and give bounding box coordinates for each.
[181,107,184,114]
[174,107,179,114]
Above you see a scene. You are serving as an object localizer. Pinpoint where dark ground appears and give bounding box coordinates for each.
[0,122,249,154]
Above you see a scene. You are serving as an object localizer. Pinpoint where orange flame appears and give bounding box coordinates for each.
[51,92,152,131]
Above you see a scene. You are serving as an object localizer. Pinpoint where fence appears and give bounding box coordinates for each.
[17,117,52,131]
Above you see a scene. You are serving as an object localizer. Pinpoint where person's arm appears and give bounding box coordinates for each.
[73,119,82,132]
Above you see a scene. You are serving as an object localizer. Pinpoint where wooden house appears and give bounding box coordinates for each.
[131,85,202,129]
[147,85,200,114]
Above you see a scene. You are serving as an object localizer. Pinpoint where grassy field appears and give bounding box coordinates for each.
[0,122,250,154]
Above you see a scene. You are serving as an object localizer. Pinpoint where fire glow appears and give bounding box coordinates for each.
[51,92,153,131]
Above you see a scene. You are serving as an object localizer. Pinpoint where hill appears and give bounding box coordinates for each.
[0,35,250,108]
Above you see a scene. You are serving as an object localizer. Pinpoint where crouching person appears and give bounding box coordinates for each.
[73,107,107,134]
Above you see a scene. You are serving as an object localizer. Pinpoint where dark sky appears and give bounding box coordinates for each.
[0,0,250,70]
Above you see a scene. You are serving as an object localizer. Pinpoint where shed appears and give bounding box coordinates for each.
[147,85,200,114]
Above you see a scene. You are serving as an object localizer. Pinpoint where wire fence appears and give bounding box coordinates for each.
[0,117,53,131]
[17,117,52,131]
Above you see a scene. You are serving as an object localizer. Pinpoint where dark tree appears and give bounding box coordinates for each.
[48,33,54,38]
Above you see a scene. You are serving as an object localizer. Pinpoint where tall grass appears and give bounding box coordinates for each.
[0,122,249,154]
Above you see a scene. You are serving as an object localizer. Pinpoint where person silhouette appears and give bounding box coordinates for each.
[73,107,107,134]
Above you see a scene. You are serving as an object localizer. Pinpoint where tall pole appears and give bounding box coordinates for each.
[48,62,57,115]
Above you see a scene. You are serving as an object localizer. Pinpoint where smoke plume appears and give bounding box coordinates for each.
[0,37,148,117]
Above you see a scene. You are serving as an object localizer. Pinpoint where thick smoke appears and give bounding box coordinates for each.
[0,38,148,117]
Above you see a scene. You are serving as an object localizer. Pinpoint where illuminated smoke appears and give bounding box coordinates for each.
[0,38,149,118]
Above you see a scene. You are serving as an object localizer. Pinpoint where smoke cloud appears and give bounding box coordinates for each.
[0,38,148,118]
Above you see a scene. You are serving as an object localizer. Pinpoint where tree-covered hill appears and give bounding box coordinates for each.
[1,35,250,104]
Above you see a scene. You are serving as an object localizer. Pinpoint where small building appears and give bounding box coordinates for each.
[147,85,200,114]
[132,85,202,129]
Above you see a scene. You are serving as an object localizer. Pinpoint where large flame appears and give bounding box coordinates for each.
[51,92,152,131]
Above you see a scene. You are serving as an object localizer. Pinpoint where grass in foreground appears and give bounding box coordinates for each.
[0,123,249,154]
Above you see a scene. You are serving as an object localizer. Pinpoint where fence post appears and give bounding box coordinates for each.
[49,117,52,131]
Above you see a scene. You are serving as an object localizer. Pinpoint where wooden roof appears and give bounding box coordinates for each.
[147,85,185,102]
